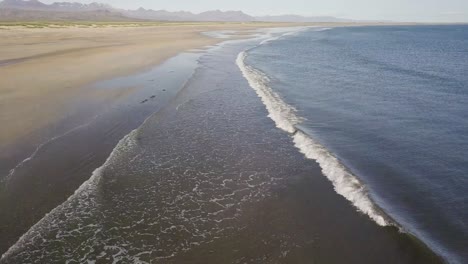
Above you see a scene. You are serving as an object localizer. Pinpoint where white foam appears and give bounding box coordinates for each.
[236,52,302,134]
[236,49,392,227]
[257,26,327,46]
[2,114,101,184]
[1,129,139,261]
[292,131,389,226]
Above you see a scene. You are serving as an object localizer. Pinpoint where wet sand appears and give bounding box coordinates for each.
[0,21,328,257]
[0,21,400,175]
[0,22,291,151]
[0,22,246,255]
[0,22,441,261]
[0,21,398,150]
[1,31,442,263]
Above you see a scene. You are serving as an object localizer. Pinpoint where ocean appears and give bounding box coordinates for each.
[242,25,468,263]
[1,26,466,263]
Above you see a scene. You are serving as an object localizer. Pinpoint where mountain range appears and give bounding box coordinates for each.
[0,0,355,22]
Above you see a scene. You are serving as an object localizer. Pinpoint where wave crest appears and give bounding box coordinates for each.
[236,49,392,227]
[236,52,302,134]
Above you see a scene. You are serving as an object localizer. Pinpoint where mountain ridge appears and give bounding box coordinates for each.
[0,0,354,22]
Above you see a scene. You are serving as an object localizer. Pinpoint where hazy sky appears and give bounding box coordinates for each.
[40,0,468,22]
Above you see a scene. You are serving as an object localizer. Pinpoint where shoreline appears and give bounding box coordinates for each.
[0,23,452,262]
[237,40,446,262]
[0,22,317,256]
[0,22,327,151]
[0,22,307,188]
[0,50,205,254]
[1,26,444,263]
[0,22,231,254]
[0,23,220,150]
[0,21,435,152]
[236,26,464,263]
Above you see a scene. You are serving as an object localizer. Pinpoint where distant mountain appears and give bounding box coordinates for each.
[122,9,255,22]
[0,0,132,20]
[0,0,47,10]
[122,8,196,21]
[0,0,256,21]
[50,2,113,12]
[0,7,132,21]
[0,0,113,12]
[0,0,353,22]
[196,10,254,22]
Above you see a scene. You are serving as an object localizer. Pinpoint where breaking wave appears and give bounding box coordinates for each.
[1,129,139,261]
[236,50,392,227]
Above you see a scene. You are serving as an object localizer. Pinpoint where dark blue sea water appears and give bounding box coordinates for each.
[243,25,468,263]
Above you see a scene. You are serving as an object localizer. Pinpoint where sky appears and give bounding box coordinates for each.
[39,0,468,22]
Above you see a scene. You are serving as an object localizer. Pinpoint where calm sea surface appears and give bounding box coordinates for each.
[244,25,468,263]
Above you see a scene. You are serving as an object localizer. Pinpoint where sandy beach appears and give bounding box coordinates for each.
[0,22,297,149]
[0,22,447,263]
[0,21,407,150]
[0,21,309,256]
[0,24,443,263]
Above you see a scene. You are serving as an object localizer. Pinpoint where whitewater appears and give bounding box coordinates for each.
[236,50,392,227]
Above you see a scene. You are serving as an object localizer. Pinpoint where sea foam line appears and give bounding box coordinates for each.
[1,50,205,261]
[2,113,102,185]
[0,129,139,261]
[236,48,392,227]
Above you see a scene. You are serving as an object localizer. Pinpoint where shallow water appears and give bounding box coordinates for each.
[0,51,202,255]
[1,28,442,263]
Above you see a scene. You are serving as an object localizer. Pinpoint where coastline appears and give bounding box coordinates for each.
[0,22,224,254]
[0,21,421,152]
[1,26,443,263]
[0,22,290,150]
[237,41,443,262]
[0,23,453,262]
[0,21,319,257]
[236,25,466,263]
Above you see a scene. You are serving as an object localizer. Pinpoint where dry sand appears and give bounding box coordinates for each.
[0,22,306,149]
